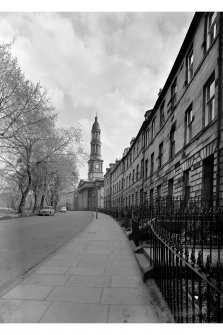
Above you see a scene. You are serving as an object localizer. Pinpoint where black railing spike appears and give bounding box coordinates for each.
[191,248,196,266]
[185,246,189,262]
[180,245,184,257]
[201,207,205,214]
[216,260,222,289]
[197,250,203,271]
[206,254,212,278]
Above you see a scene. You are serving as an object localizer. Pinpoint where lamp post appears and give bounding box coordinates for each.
[95,183,98,219]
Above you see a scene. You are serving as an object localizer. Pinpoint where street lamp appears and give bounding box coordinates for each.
[94,183,98,219]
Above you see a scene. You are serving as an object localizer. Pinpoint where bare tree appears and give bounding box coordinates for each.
[44,152,79,209]
[0,43,87,213]
[0,80,55,213]
[0,43,52,140]
[1,117,84,213]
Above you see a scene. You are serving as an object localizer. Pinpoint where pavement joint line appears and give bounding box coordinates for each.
[45,299,104,305]
[63,274,72,286]
[43,286,59,301]
[107,304,111,323]
[99,282,104,303]
[64,266,72,275]
[38,300,54,323]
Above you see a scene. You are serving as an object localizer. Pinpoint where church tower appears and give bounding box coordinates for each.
[88,116,103,180]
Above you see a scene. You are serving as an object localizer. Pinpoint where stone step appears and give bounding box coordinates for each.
[125,229,133,240]
[135,253,153,282]
[134,244,150,253]
[143,247,152,263]
[129,239,136,250]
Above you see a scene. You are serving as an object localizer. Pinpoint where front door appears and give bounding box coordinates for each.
[202,155,213,209]
[183,169,191,209]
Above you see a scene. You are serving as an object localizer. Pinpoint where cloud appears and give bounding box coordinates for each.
[0,12,194,178]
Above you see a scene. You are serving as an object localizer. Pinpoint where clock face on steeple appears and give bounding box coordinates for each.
[95,163,99,170]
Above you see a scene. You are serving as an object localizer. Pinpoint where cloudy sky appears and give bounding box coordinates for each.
[0,11,194,180]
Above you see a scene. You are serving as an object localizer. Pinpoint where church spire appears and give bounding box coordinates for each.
[88,116,103,181]
[92,115,100,132]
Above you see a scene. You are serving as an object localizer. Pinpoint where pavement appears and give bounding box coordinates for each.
[0,212,173,323]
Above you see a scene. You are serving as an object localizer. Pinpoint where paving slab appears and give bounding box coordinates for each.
[69,239,91,244]
[111,259,139,267]
[85,245,112,250]
[97,233,123,237]
[108,304,161,323]
[77,258,111,267]
[108,253,135,260]
[43,258,80,266]
[111,275,143,288]
[48,252,83,259]
[66,266,106,275]
[22,274,69,286]
[58,250,85,257]
[113,241,130,247]
[85,249,112,255]
[3,285,53,300]
[79,254,109,260]
[46,286,102,303]
[40,301,109,323]
[35,265,70,275]
[65,275,111,288]
[101,287,151,305]
[111,245,132,250]
[112,249,133,255]
[0,299,23,322]
[0,299,51,323]
[90,240,113,246]
[63,245,86,250]
[104,265,140,276]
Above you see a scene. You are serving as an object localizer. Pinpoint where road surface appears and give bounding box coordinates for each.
[0,211,93,294]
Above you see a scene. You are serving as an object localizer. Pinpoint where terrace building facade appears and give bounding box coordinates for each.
[104,12,223,212]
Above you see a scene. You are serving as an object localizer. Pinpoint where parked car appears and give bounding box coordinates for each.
[39,206,55,216]
[60,207,67,213]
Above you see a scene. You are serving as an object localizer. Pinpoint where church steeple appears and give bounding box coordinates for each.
[88,115,103,181]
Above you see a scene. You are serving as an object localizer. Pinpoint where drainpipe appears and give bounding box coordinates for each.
[216,12,223,209]
[142,139,146,205]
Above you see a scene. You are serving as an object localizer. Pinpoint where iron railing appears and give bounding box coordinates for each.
[102,196,223,323]
[149,218,223,322]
